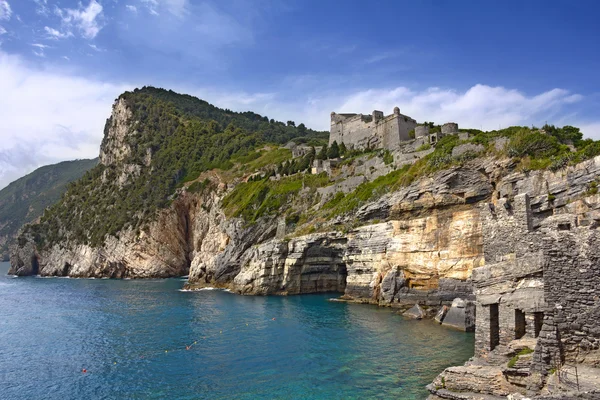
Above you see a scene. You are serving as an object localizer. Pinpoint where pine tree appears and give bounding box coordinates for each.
[317,144,328,160]
[327,141,340,159]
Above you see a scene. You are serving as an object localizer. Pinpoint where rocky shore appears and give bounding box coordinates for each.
[10,91,600,399]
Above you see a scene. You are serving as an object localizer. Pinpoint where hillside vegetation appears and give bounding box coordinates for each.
[20,86,600,252]
[0,158,98,260]
[24,87,328,248]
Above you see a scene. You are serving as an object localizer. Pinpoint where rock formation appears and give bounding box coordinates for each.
[8,87,600,398]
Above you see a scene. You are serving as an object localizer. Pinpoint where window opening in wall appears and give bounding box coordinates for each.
[490,303,500,351]
[534,312,544,338]
[515,309,526,339]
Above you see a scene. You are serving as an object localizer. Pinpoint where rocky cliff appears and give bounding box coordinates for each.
[10,88,600,314]
[0,158,98,261]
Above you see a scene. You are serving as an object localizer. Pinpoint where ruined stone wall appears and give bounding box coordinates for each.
[534,229,600,372]
[474,194,545,357]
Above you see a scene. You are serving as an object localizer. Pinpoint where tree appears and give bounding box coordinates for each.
[287,120,296,127]
[339,142,347,156]
[327,141,340,159]
[297,123,307,135]
[317,144,328,160]
[543,124,582,146]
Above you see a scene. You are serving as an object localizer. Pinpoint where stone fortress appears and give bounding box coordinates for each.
[329,107,461,151]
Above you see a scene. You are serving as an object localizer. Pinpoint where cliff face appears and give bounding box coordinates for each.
[9,88,600,315]
[0,158,98,261]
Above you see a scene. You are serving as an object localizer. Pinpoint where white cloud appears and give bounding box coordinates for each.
[140,0,188,17]
[0,25,6,35]
[88,43,104,52]
[44,26,73,39]
[31,43,50,58]
[0,0,11,21]
[0,50,130,189]
[141,0,159,16]
[126,5,138,12]
[321,84,588,133]
[56,0,104,39]
[34,0,50,16]
[201,83,598,141]
[31,43,50,57]
[580,122,600,140]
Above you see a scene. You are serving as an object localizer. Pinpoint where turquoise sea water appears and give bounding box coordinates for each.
[0,262,473,399]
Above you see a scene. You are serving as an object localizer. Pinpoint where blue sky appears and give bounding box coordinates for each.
[0,0,599,188]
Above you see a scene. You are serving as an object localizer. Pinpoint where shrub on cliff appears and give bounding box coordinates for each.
[23,88,327,249]
[506,131,563,159]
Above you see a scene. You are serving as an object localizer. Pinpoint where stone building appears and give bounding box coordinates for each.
[473,194,546,358]
[329,107,417,151]
[468,192,600,387]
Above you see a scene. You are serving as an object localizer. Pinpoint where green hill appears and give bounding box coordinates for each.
[0,158,98,260]
[24,87,328,249]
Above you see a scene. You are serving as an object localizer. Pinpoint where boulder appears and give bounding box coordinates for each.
[434,305,449,324]
[442,298,476,331]
[403,303,426,319]
[380,268,405,303]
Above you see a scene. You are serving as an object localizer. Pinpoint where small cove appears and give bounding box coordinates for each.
[0,262,473,399]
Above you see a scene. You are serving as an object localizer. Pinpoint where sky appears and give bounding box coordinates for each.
[1,0,599,189]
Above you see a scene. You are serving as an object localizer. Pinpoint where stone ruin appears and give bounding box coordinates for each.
[429,188,600,398]
[329,106,460,152]
[329,107,417,151]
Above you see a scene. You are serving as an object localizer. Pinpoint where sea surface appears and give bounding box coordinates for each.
[0,262,473,399]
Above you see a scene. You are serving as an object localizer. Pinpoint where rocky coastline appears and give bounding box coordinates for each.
[10,90,600,399]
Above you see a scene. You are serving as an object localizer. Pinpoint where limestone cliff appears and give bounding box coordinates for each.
[10,88,600,317]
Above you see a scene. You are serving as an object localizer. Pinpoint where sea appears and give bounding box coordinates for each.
[0,261,473,399]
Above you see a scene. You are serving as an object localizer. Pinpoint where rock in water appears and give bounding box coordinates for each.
[441,298,476,331]
[8,239,39,276]
[434,305,448,324]
[403,303,425,319]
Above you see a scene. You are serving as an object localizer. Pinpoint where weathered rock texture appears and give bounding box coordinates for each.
[429,155,600,399]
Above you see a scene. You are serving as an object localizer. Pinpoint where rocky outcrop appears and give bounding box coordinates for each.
[9,190,230,278]
[427,156,600,399]
[428,365,514,398]
[99,98,134,166]
[231,233,347,295]
[8,237,39,276]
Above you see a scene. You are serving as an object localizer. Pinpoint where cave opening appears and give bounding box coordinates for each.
[31,255,39,275]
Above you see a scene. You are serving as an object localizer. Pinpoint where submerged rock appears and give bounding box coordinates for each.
[403,303,426,319]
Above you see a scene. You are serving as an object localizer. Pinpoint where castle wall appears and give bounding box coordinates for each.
[329,111,416,151]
